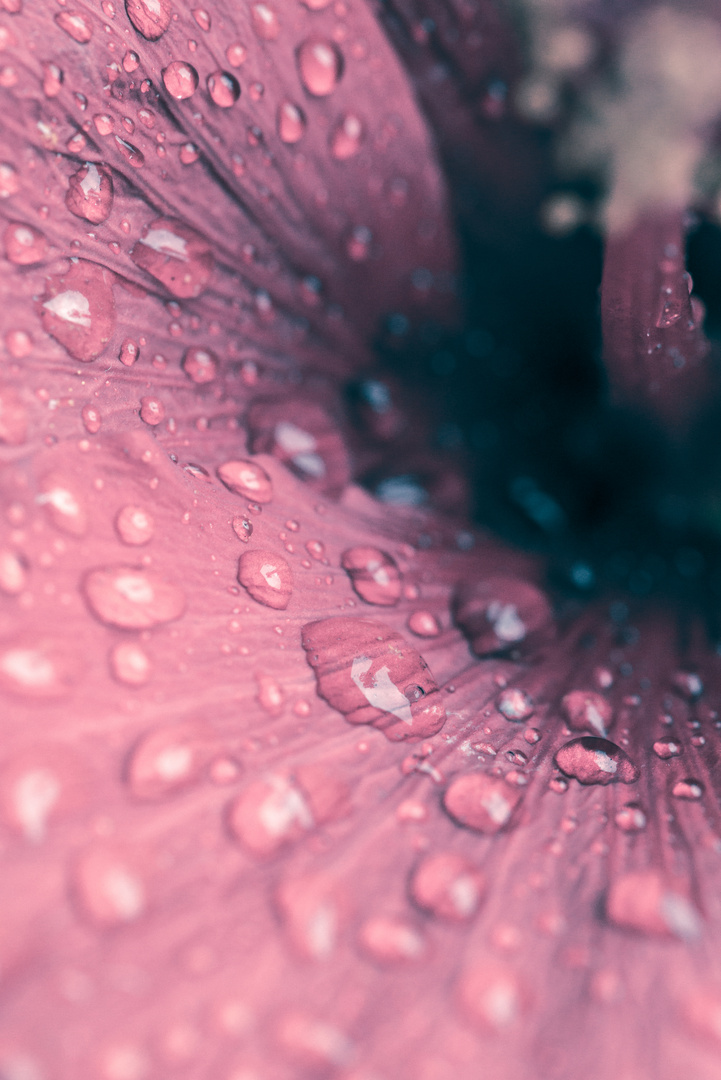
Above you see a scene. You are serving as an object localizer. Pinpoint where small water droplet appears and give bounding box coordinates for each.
[81,404,102,434]
[257,674,285,714]
[275,874,340,960]
[330,113,362,159]
[409,852,485,921]
[162,60,199,100]
[277,101,306,144]
[66,162,114,224]
[672,777,704,800]
[232,516,253,543]
[181,346,217,384]
[130,217,212,298]
[443,772,523,834]
[561,690,612,736]
[207,70,240,107]
[454,575,554,656]
[0,161,19,199]
[238,549,293,609]
[54,10,93,43]
[139,396,164,426]
[297,38,343,96]
[226,42,247,66]
[407,610,441,638]
[37,474,87,535]
[251,3,279,40]
[0,642,77,698]
[110,641,151,686]
[114,505,154,546]
[302,616,446,741]
[554,737,639,786]
[672,671,703,700]
[497,688,534,722]
[615,802,647,832]
[125,0,171,40]
[0,549,26,595]
[82,565,186,628]
[341,546,402,606]
[653,736,682,760]
[359,916,425,963]
[42,61,63,98]
[192,7,210,30]
[3,222,46,265]
[125,725,203,799]
[217,459,273,502]
[72,846,146,926]
[606,869,700,939]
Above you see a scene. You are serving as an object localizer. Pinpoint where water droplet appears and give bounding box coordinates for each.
[0,386,27,445]
[125,0,171,40]
[179,142,200,165]
[300,0,332,8]
[0,161,19,199]
[5,329,32,358]
[407,610,441,638]
[606,870,700,939]
[115,505,154,546]
[554,737,639,786]
[181,346,217,384]
[275,874,341,960]
[305,539,325,561]
[0,549,25,595]
[93,114,114,137]
[232,516,253,543]
[296,38,343,96]
[130,217,213,298]
[37,473,88,535]
[238,549,292,609]
[114,136,144,168]
[561,690,612,736]
[454,575,554,657]
[277,101,306,144]
[672,778,704,800]
[42,61,63,98]
[3,222,46,265]
[72,846,146,926]
[65,162,114,224]
[251,3,279,40]
[207,70,240,107]
[192,7,210,30]
[217,459,273,502]
[119,338,139,366]
[54,10,92,43]
[409,852,485,921]
[226,42,247,66]
[228,767,348,856]
[40,260,116,362]
[256,673,285,714]
[110,641,151,685]
[82,565,186,628]
[443,772,523,834]
[302,617,446,741]
[330,113,362,159]
[458,966,524,1031]
[341,546,401,606]
[0,758,69,842]
[672,671,703,700]
[0,642,78,698]
[497,688,534,722]
[125,725,203,799]
[80,403,101,434]
[276,1013,353,1070]
[615,802,647,832]
[161,60,199,100]
[139,396,164,426]
[359,916,425,963]
[653,736,682,760]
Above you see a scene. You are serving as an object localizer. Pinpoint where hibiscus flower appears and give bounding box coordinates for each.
[2,1,721,1078]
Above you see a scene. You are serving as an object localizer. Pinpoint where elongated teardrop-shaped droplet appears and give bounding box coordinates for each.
[130,216,212,298]
[125,0,172,40]
[66,162,114,224]
[443,772,523,834]
[561,690,612,736]
[82,565,186,629]
[407,610,441,638]
[301,617,446,741]
[554,736,639,786]
[217,459,273,502]
[251,3,279,40]
[409,852,485,921]
[296,38,343,96]
[40,260,116,362]
[238,549,292,609]
[606,870,701,940]
[341,546,401,606]
[55,11,92,43]
[277,101,306,144]
[454,575,554,657]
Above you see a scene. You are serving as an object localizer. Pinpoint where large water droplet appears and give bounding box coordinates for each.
[40,260,116,362]
[217,459,273,502]
[340,546,402,606]
[82,566,186,629]
[277,101,306,144]
[554,736,639,786]
[207,70,240,107]
[139,396,164,426]
[162,60,199,100]
[125,725,203,799]
[72,846,146,926]
[409,852,485,921]
[54,10,93,43]
[3,222,46,265]
[65,162,114,224]
[296,38,343,96]
[130,217,212,298]
[238,549,293,609]
[454,575,554,656]
[181,346,217,384]
[561,690,612,736]
[227,768,348,856]
[443,773,523,833]
[301,617,446,741]
[125,0,171,40]
[115,505,154,546]
[606,870,700,939]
